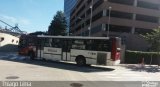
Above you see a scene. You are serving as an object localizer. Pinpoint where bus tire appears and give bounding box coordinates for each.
[29,51,35,60]
[75,56,86,66]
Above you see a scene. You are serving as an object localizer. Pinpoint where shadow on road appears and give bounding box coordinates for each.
[124,64,160,73]
[0,56,115,73]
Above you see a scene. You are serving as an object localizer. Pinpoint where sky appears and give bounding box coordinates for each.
[0,0,64,33]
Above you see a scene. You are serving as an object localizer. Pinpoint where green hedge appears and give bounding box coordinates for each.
[125,50,160,64]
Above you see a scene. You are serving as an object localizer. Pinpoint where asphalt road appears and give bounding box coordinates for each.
[0,52,160,87]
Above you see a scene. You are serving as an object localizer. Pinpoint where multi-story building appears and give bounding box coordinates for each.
[70,0,160,50]
[64,0,77,35]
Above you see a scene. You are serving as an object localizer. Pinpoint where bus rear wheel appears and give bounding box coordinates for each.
[76,56,86,66]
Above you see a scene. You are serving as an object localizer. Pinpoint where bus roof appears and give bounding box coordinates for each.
[37,35,112,40]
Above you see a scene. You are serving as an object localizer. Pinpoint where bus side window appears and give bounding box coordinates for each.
[52,39,62,48]
[71,40,85,50]
[44,38,52,47]
[86,40,93,50]
[95,40,110,52]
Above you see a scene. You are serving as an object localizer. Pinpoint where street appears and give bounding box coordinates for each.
[0,52,160,87]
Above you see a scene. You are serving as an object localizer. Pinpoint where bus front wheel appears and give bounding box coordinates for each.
[76,56,86,66]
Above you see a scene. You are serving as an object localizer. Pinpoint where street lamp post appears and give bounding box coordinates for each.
[107,6,112,37]
[89,0,93,37]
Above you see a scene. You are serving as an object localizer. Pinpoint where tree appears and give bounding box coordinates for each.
[141,28,160,65]
[141,28,160,52]
[48,11,67,36]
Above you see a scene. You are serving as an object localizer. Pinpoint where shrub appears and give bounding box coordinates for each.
[125,50,160,64]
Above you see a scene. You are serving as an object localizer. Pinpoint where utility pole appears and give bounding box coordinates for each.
[89,0,93,37]
[107,6,112,37]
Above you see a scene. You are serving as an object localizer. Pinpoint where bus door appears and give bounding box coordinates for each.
[62,40,71,61]
[37,38,44,59]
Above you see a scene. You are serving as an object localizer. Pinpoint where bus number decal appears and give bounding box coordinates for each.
[88,52,96,55]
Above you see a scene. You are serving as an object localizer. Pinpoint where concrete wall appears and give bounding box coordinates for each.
[0,33,19,52]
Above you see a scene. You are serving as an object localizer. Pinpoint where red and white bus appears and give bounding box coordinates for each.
[19,35,121,66]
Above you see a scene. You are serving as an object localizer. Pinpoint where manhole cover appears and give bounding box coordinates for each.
[70,83,83,87]
[6,76,19,79]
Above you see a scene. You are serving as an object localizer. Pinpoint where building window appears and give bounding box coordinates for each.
[108,10,133,19]
[76,0,84,10]
[91,25,102,34]
[93,0,104,11]
[135,28,153,34]
[71,9,76,16]
[137,1,159,10]
[85,19,90,26]
[75,25,81,31]
[76,5,86,16]
[92,11,103,22]
[87,0,92,4]
[108,0,134,6]
[106,24,131,33]
[83,30,89,36]
[136,14,159,23]
[87,9,91,15]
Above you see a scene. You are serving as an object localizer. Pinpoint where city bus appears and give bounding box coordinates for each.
[19,35,121,66]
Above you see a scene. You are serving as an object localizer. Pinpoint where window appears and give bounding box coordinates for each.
[85,19,90,26]
[136,14,159,23]
[75,25,81,31]
[72,40,85,50]
[85,40,93,50]
[87,9,91,15]
[93,0,104,11]
[108,10,133,19]
[76,0,84,9]
[76,5,85,16]
[43,38,52,47]
[84,30,89,36]
[92,11,103,22]
[71,39,111,51]
[106,24,131,33]
[87,0,92,4]
[93,40,111,51]
[51,39,62,48]
[108,0,134,5]
[135,28,153,34]
[28,38,36,46]
[91,25,102,34]
[137,1,159,10]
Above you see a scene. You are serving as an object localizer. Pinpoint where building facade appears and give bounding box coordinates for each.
[64,0,77,35]
[70,0,160,50]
